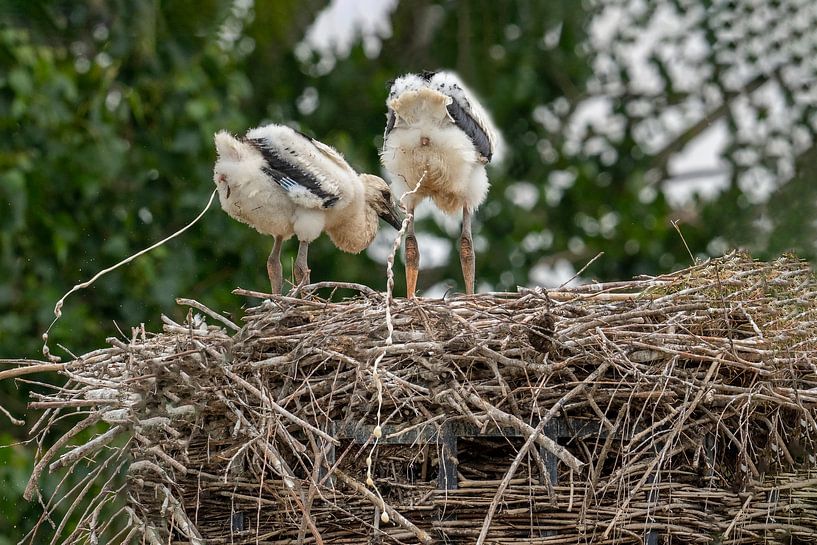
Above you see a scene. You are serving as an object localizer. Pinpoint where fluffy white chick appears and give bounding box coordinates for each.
[381,70,503,298]
[214,124,402,293]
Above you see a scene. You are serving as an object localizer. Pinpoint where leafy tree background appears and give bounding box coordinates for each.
[1,0,816,540]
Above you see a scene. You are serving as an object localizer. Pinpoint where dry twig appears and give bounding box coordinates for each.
[9,252,817,544]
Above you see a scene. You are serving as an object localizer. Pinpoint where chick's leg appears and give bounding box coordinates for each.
[404,202,419,299]
[294,240,310,286]
[267,235,284,294]
[460,207,475,295]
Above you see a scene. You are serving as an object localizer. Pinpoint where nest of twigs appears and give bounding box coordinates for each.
[19,252,817,544]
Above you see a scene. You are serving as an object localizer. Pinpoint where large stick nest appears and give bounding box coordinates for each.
[21,252,817,544]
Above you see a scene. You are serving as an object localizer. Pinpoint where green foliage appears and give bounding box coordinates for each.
[1,0,816,541]
[0,435,34,544]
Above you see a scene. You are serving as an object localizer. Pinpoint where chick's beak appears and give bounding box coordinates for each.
[379,199,404,230]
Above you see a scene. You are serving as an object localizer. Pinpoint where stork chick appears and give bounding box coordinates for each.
[381,71,502,298]
[214,124,402,293]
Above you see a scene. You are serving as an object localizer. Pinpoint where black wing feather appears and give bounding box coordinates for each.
[445,98,493,161]
[245,137,339,208]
